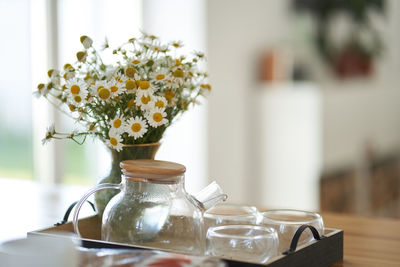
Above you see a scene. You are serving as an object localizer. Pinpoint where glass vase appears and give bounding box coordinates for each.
[94,143,161,216]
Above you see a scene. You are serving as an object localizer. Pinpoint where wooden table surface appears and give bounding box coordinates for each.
[322,212,400,267]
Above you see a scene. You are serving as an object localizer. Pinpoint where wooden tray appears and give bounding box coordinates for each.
[29,216,343,267]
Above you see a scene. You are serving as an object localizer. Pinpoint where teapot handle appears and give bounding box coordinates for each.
[72,183,121,237]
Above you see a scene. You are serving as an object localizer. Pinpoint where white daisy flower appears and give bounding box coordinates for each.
[135,90,153,110]
[193,50,205,59]
[163,89,177,107]
[130,57,147,67]
[109,116,125,133]
[146,107,168,128]
[34,83,50,98]
[164,77,181,90]
[171,67,185,86]
[46,123,56,136]
[80,35,93,49]
[42,123,56,145]
[125,116,148,139]
[108,80,126,97]
[48,69,60,85]
[63,71,75,80]
[92,81,112,101]
[137,80,156,95]
[107,130,123,152]
[150,96,168,109]
[124,67,140,80]
[87,123,97,133]
[121,76,138,92]
[150,42,168,53]
[150,68,169,82]
[67,90,87,106]
[171,40,183,49]
[66,78,88,96]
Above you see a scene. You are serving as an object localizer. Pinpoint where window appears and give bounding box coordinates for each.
[1,0,207,193]
[0,0,33,180]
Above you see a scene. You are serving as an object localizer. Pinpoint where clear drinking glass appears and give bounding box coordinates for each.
[204,203,259,229]
[259,209,324,253]
[206,225,278,263]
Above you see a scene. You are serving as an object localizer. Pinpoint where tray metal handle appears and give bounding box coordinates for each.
[54,200,96,226]
[283,225,325,255]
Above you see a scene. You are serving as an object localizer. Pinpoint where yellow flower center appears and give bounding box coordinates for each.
[132,60,141,65]
[69,104,76,111]
[70,85,80,94]
[110,137,118,146]
[173,69,184,78]
[200,84,212,90]
[37,83,45,90]
[155,100,165,108]
[98,88,111,100]
[165,90,175,101]
[155,74,165,80]
[74,95,82,103]
[125,80,136,90]
[96,85,104,92]
[139,81,150,90]
[141,95,151,104]
[125,67,136,78]
[131,123,141,132]
[128,99,135,108]
[153,113,163,122]
[113,119,121,128]
[47,69,54,77]
[89,124,95,131]
[110,86,118,93]
[76,51,87,62]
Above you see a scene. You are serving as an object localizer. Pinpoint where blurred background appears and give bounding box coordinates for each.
[0,0,399,219]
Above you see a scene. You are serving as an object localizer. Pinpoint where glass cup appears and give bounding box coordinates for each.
[206,225,279,263]
[204,203,259,229]
[259,209,324,253]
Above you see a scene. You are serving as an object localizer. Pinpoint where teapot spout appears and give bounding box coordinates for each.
[193,181,228,211]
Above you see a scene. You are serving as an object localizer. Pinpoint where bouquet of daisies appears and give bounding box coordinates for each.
[36,34,211,151]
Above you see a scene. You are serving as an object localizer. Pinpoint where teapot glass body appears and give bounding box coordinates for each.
[72,160,226,255]
[102,174,204,254]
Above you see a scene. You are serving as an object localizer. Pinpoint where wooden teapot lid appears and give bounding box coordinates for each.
[120,160,186,183]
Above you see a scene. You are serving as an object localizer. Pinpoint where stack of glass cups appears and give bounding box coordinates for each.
[204,204,324,263]
[204,203,276,263]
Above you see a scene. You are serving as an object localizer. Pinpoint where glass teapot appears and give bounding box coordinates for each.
[73,160,227,255]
